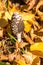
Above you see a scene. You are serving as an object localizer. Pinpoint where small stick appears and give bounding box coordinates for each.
[28,0,36,10]
[23,32,34,44]
[19,42,28,48]
[0,55,8,61]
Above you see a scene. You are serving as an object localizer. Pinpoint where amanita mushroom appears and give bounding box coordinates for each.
[10,12,24,42]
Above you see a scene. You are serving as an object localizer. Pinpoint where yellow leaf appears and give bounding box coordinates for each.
[17,60,27,65]
[11,6,20,13]
[11,7,35,21]
[20,12,35,21]
[30,42,43,58]
[23,20,31,32]
[30,42,43,52]
[3,11,11,20]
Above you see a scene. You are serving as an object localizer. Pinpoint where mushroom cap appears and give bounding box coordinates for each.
[11,12,24,35]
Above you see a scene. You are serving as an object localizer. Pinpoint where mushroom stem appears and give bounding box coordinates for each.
[17,33,22,42]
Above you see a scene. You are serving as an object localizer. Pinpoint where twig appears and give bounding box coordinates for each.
[23,32,34,44]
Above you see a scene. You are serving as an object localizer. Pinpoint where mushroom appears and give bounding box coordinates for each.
[10,12,24,42]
